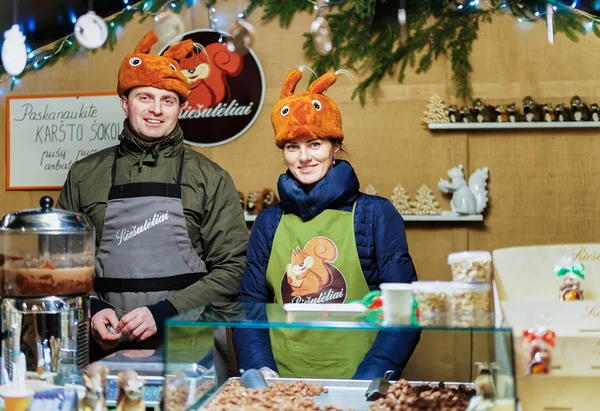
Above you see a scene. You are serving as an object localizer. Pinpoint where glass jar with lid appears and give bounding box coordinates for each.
[0,196,95,297]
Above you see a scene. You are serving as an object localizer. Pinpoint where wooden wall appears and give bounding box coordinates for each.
[1,4,599,382]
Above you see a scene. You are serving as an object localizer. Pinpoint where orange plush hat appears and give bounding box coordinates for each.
[117,31,194,103]
[271,68,343,148]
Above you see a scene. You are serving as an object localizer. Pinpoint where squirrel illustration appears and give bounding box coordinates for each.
[286,237,338,296]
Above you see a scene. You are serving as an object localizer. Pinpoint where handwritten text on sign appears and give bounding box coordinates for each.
[7,93,126,189]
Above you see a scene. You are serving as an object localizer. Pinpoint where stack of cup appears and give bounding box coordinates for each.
[380,283,414,324]
[447,251,494,326]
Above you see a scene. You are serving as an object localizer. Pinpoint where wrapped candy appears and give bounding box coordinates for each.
[555,262,585,301]
[522,328,556,375]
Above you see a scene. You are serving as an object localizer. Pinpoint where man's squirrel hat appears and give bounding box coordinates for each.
[117,31,194,103]
[271,68,344,148]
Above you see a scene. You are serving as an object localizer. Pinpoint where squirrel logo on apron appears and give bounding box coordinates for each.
[281,237,347,304]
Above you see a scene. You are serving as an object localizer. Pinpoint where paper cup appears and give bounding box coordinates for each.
[380,283,414,323]
[0,386,34,411]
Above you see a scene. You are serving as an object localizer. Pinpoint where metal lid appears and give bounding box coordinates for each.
[0,196,94,233]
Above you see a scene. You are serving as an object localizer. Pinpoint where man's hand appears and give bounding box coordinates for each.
[116,307,157,342]
[91,308,121,351]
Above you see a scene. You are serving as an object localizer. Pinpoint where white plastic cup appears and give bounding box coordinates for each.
[380,283,414,323]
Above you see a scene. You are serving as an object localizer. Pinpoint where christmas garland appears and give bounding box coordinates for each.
[2,0,599,102]
[0,0,202,89]
[248,0,600,103]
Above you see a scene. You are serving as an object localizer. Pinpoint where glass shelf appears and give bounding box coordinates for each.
[165,302,508,332]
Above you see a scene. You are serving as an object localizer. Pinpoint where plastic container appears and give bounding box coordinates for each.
[447,251,493,283]
[411,282,452,315]
[451,282,492,314]
[380,283,413,323]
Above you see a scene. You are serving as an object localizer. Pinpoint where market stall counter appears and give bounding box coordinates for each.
[161,302,517,411]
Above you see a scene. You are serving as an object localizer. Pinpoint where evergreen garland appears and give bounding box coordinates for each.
[1,0,599,101]
[248,0,600,103]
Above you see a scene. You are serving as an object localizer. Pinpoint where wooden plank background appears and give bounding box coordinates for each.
[1,4,598,382]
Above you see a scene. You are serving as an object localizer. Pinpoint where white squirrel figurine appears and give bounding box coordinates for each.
[438,164,489,215]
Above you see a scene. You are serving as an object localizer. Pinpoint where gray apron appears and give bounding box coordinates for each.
[94,149,207,313]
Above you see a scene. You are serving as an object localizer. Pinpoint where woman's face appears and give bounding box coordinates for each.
[283,138,340,186]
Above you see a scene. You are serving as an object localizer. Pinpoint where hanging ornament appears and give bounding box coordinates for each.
[74,11,108,49]
[546,3,554,45]
[154,10,186,44]
[310,1,333,56]
[226,13,256,56]
[2,24,27,76]
[398,0,407,46]
[427,33,435,48]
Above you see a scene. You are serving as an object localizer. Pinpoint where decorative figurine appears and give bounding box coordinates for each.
[82,363,109,411]
[438,164,489,215]
[471,98,495,123]
[466,363,498,411]
[246,191,259,215]
[506,103,521,122]
[410,185,441,215]
[543,103,555,122]
[570,95,591,121]
[421,94,450,124]
[364,184,377,196]
[555,103,573,122]
[116,370,146,411]
[459,105,475,123]
[259,188,280,211]
[591,103,600,121]
[494,105,508,123]
[522,96,543,122]
[390,185,413,214]
[448,105,461,123]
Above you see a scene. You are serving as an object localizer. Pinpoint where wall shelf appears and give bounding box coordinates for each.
[428,122,600,130]
[244,212,483,223]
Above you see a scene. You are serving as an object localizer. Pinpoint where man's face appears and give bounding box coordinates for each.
[121,86,182,140]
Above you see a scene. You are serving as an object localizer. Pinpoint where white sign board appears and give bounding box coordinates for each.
[6,92,126,190]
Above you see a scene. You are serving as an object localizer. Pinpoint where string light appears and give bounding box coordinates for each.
[0,0,196,88]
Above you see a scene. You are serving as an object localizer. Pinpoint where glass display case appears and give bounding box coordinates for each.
[163,303,516,411]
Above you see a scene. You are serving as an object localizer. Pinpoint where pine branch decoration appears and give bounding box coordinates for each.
[249,0,600,104]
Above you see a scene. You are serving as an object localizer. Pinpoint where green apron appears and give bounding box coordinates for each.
[265,206,378,379]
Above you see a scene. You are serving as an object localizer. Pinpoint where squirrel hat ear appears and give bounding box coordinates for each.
[308,71,337,94]
[280,68,303,98]
[134,31,158,54]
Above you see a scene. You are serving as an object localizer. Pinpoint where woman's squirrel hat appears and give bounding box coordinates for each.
[271,68,344,148]
[117,31,194,103]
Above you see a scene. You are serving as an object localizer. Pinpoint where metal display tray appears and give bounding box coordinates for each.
[200,377,474,411]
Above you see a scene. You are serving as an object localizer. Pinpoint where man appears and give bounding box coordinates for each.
[57,31,248,353]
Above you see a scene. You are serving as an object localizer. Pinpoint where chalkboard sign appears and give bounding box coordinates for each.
[6,92,126,190]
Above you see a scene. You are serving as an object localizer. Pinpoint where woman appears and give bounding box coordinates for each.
[233,68,419,380]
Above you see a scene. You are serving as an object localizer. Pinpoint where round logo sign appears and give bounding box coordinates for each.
[160,29,265,147]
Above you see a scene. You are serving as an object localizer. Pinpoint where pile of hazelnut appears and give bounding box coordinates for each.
[204,380,343,411]
[369,379,476,411]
